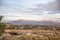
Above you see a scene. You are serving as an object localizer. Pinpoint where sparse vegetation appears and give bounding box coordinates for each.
[0,16,6,36]
[0,16,60,40]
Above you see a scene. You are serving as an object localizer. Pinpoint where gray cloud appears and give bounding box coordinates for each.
[56,0,60,11]
[0,0,3,6]
[46,0,60,13]
[1,0,60,16]
[28,4,46,13]
[28,0,60,14]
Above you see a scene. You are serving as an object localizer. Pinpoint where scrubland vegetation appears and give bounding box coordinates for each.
[0,16,60,40]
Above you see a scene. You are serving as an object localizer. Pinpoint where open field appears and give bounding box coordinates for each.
[0,23,60,40]
[0,29,60,40]
[5,30,54,33]
[5,29,60,35]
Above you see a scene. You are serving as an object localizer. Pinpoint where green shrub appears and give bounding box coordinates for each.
[0,23,6,36]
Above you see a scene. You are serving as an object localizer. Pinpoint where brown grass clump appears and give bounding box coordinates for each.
[0,33,60,40]
[19,33,49,40]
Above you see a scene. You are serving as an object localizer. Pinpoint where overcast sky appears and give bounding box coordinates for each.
[0,0,60,22]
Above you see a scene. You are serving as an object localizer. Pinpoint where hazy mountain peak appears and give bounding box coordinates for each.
[5,19,60,25]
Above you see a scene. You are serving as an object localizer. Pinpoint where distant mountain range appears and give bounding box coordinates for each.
[5,19,60,25]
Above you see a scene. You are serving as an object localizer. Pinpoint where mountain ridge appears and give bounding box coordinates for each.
[5,19,60,25]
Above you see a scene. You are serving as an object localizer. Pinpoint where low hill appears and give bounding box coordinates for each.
[6,19,60,25]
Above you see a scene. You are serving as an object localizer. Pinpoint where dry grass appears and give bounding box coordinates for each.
[0,30,58,40]
[0,31,60,40]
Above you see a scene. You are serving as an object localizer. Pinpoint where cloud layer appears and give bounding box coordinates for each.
[29,0,60,14]
[0,0,60,22]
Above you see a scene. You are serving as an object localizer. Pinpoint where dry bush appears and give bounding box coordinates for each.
[18,33,49,40]
[0,33,12,40]
[0,31,60,40]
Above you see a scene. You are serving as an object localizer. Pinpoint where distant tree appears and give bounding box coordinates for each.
[0,16,3,23]
[0,16,6,36]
